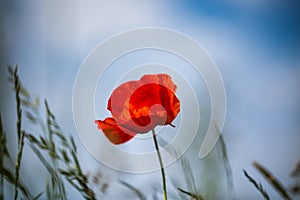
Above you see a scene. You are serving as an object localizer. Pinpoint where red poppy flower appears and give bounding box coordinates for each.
[95,74,180,144]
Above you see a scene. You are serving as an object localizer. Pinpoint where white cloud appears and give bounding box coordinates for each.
[41,0,170,53]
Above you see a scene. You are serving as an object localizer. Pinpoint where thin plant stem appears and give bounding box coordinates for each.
[152,129,167,200]
[243,170,270,200]
[13,65,26,200]
[253,161,292,200]
[45,101,66,200]
[14,132,25,200]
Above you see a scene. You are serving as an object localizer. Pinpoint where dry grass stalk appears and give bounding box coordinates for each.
[243,170,270,200]
[253,161,292,200]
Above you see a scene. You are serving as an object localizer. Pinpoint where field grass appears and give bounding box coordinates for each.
[0,65,299,199]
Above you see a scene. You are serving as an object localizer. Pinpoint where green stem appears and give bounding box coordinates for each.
[14,65,24,200]
[152,129,167,200]
[14,131,25,200]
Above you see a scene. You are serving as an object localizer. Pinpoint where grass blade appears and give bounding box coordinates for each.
[28,143,60,183]
[290,160,300,178]
[243,170,270,200]
[0,166,31,199]
[119,179,146,200]
[253,161,292,200]
[28,142,62,199]
[32,192,43,200]
[10,65,27,200]
[177,187,204,200]
[217,133,235,199]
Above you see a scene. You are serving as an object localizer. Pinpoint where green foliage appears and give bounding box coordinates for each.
[0,65,96,200]
[9,65,27,200]
[0,112,33,199]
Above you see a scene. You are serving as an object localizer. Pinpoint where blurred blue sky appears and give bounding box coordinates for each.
[1,0,300,199]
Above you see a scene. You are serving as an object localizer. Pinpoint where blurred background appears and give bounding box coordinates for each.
[0,0,300,199]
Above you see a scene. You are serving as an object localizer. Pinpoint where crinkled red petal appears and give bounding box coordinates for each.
[95,118,136,144]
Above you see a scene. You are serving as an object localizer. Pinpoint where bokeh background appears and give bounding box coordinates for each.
[0,0,300,199]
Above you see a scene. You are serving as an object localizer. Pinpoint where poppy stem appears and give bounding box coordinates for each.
[152,129,167,200]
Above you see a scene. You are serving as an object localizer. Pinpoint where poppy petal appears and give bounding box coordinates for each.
[158,85,180,125]
[140,74,177,92]
[107,80,141,122]
[128,83,163,127]
[103,74,180,135]
[129,83,180,127]
[95,118,136,144]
